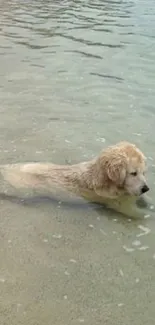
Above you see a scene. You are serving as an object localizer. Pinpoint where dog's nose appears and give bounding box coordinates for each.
[141,184,149,194]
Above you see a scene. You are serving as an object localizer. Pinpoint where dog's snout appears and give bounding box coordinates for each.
[141,184,149,194]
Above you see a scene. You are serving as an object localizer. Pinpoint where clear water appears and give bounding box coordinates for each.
[0,0,155,324]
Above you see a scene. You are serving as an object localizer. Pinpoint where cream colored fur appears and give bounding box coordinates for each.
[0,141,150,218]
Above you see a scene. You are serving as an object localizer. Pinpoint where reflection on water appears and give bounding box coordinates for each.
[0,0,155,324]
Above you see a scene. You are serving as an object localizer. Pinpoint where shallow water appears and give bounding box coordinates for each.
[0,0,155,324]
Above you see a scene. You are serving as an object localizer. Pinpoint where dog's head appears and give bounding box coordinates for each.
[93,142,149,197]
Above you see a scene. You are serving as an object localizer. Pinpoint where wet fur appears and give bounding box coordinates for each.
[0,141,150,218]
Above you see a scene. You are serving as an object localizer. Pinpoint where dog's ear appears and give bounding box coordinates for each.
[93,151,127,189]
[106,154,127,186]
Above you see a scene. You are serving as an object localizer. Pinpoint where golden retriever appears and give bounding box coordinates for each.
[0,141,150,218]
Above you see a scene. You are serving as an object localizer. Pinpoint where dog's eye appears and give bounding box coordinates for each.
[131,172,137,176]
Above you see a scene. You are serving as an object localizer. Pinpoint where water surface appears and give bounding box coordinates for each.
[0,0,155,324]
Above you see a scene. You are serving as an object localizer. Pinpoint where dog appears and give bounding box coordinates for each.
[0,141,150,218]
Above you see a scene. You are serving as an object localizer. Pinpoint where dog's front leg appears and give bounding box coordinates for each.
[136,194,154,210]
[106,196,150,219]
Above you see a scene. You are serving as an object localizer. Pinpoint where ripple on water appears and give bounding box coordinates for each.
[138,246,149,251]
[52,234,62,239]
[78,319,85,323]
[123,246,135,253]
[119,269,124,277]
[89,224,94,229]
[118,303,124,307]
[136,225,151,237]
[69,259,77,263]
[132,240,141,247]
